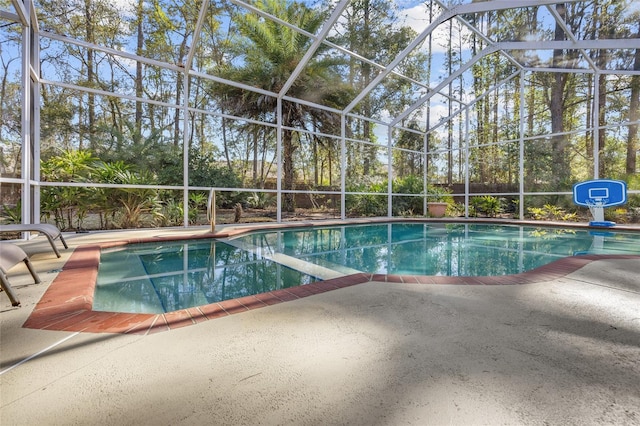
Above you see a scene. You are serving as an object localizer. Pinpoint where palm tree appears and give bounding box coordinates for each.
[214,0,351,212]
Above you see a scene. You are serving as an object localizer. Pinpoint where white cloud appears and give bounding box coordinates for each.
[111,0,136,18]
[398,4,452,54]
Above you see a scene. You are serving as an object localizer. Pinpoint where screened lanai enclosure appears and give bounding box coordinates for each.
[1,0,639,229]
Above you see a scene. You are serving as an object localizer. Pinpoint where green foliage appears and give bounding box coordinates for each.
[1,201,21,224]
[6,1,639,228]
[346,181,387,217]
[161,199,184,227]
[40,150,166,229]
[526,204,579,222]
[393,175,424,215]
[214,0,352,212]
[40,150,99,229]
[159,192,208,226]
[511,198,520,219]
[448,203,466,218]
[188,150,229,186]
[605,207,630,224]
[188,192,208,224]
[105,169,164,229]
[37,148,251,229]
[426,186,453,203]
[345,178,459,217]
[469,195,502,218]
[246,192,276,209]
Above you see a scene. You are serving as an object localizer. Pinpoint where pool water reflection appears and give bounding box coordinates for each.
[94,223,640,313]
[94,241,318,314]
[234,223,640,276]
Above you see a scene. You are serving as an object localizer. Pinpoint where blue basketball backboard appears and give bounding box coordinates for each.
[573,179,627,207]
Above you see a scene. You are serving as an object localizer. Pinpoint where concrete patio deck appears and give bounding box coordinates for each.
[1,221,639,425]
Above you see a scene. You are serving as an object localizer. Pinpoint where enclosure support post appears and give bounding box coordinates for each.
[276,98,283,223]
[20,1,32,228]
[387,125,393,218]
[340,115,346,220]
[182,65,190,227]
[519,71,525,220]
[464,108,470,218]
[423,131,428,217]
[29,0,42,227]
[593,72,600,179]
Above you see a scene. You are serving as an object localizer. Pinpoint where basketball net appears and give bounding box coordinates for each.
[586,198,607,222]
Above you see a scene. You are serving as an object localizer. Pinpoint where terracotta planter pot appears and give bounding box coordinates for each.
[427,202,448,218]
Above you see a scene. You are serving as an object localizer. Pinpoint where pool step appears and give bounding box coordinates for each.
[222,238,355,280]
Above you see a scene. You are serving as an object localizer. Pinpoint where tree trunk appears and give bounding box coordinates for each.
[173,38,188,147]
[361,0,375,177]
[447,18,453,185]
[550,3,570,188]
[252,125,258,185]
[282,129,296,212]
[626,22,640,176]
[134,0,144,145]
[84,0,96,151]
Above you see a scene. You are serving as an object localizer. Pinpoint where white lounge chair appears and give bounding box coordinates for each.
[0,223,68,258]
[0,243,41,306]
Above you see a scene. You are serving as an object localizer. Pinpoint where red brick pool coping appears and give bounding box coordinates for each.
[22,221,640,335]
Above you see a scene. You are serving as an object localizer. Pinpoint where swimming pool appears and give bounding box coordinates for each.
[93,222,640,314]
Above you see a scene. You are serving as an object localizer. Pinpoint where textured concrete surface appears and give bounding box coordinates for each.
[1,225,639,425]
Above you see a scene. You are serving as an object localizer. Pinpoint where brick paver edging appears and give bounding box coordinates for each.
[22,232,639,334]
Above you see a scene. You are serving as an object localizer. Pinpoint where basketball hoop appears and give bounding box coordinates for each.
[573,179,627,227]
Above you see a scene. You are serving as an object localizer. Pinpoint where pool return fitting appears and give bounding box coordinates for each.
[207,188,216,233]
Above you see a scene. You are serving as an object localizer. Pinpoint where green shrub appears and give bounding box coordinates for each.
[1,201,21,224]
[246,192,277,209]
[469,195,502,217]
[526,204,579,222]
[346,181,387,217]
[40,150,98,230]
[393,175,425,215]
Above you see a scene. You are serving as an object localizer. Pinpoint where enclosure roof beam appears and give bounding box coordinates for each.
[229,0,393,85]
[0,9,20,22]
[190,69,277,98]
[342,8,454,114]
[391,45,499,127]
[433,0,522,72]
[184,0,210,72]
[425,70,520,137]
[230,0,313,40]
[10,0,28,25]
[546,4,599,73]
[342,0,582,115]
[42,31,185,73]
[393,37,640,127]
[229,0,431,97]
[498,39,640,51]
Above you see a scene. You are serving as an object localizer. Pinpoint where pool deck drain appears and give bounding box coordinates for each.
[21,228,640,334]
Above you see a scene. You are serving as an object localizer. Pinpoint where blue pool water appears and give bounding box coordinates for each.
[93,223,640,313]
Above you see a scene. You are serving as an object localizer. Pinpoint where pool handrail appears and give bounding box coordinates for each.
[207,188,216,233]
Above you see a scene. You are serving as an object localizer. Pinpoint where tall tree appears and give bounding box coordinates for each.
[550,3,571,188]
[626,21,640,176]
[330,0,427,181]
[38,0,126,153]
[214,0,350,212]
[134,0,145,145]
